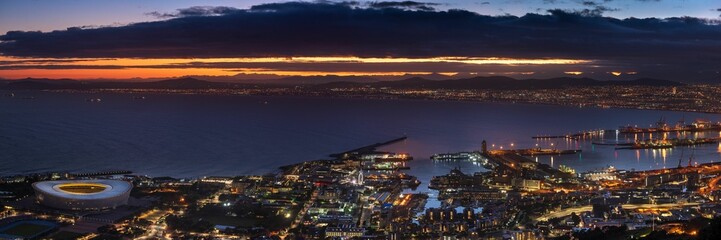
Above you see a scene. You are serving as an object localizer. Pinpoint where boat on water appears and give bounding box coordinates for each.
[430,151,482,161]
[581,166,621,181]
[511,148,581,156]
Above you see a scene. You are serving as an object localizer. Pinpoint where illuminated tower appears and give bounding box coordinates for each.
[481,140,487,154]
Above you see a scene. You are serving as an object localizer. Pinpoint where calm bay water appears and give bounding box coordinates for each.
[2,91,721,182]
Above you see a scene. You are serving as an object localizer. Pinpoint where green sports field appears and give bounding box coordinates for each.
[50,231,85,240]
[0,222,54,238]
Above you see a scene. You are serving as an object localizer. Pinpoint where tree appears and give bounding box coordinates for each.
[570,212,581,224]
[698,216,721,240]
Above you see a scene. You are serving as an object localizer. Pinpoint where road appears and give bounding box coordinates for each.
[536,202,701,222]
[700,175,721,195]
[136,209,173,240]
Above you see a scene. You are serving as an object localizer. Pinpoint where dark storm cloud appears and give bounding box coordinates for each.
[569,1,619,16]
[0,59,109,65]
[0,1,719,63]
[146,6,241,18]
[367,1,439,11]
[574,6,620,16]
[0,64,126,70]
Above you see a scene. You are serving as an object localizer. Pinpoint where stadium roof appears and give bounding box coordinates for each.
[33,179,132,200]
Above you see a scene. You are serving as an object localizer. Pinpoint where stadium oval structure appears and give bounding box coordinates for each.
[32,180,132,211]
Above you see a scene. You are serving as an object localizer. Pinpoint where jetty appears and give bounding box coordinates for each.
[70,170,132,178]
[330,136,408,159]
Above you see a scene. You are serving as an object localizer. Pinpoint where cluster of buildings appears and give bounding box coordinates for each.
[51,82,721,114]
[318,84,721,114]
[3,135,721,239]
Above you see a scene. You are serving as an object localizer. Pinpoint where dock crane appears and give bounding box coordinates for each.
[678,148,684,168]
[689,147,695,167]
[678,147,695,168]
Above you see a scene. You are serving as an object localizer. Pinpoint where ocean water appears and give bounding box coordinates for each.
[1,91,720,181]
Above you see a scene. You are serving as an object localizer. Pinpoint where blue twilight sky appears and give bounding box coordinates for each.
[1,0,720,34]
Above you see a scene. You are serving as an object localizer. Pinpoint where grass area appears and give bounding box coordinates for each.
[50,231,85,240]
[58,184,107,194]
[0,223,53,238]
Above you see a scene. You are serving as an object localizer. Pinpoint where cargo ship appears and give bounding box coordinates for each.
[430,151,483,161]
[511,148,581,156]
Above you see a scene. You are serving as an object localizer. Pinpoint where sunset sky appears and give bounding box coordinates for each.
[1,0,720,81]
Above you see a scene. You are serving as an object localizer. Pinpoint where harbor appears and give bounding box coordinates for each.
[598,137,721,150]
[488,148,581,156]
[619,118,721,134]
[532,129,607,140]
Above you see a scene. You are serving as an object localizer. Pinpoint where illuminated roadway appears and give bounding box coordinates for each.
[536,203,700,222]
[700,175,721,195]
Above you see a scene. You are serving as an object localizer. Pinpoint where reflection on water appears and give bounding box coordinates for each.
[1,91,720,179]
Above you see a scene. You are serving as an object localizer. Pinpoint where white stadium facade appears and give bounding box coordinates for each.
[32,179,132,211]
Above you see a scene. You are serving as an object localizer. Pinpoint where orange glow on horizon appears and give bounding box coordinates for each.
[0,68,458,79]
[0,56,592,79]
[0,56,588,65]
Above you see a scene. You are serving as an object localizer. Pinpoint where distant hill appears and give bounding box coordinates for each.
[1,76,684,90]
[3,77,235,90]
[375,73,468,81]
[119,77,227,89]
[4,78,84,90]
[191,72,469,83]
[234,75,380,85]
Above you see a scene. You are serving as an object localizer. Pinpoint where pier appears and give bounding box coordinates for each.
[329,136,408,159]
[533,129,609,140]
[70,170,132,178]
[490,148,581,156]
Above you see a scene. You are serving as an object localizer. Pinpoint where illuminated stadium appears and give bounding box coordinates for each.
[32,180,132,211]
